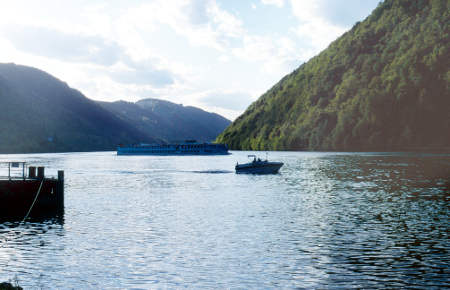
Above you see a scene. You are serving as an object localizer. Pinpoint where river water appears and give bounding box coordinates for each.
[0,151,448,288]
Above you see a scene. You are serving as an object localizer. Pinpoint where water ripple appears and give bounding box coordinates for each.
[0,151,448,288]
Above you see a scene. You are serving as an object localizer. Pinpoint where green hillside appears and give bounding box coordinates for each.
[217,0,450,151]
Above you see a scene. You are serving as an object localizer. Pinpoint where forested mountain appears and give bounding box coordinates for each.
[0,63,229,153]
[0,63,154,153]
[98,99,231,143]
[217,0,449,151]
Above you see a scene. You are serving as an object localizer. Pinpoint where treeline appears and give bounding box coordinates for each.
[217,0,449,151]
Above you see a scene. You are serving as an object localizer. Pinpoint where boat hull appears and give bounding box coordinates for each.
[117,142,229,155]
[117,151,230,156]
[235,162,283,174]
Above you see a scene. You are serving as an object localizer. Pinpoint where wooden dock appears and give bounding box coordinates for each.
[0,162,64,220]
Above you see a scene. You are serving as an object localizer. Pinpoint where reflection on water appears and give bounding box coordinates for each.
[0,151,448,288]
[281,154,449,287]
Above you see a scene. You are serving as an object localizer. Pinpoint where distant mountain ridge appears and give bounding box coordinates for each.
[217,0,450,152]
[0,63,230,153]
[98,98,231,143]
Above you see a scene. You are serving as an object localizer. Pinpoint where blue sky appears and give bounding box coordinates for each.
[0,0,381,120]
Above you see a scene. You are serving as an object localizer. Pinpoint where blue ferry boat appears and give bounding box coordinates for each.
[117,140,229,155]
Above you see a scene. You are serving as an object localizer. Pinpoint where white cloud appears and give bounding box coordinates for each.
[233,35,274,62]
[209,2,244,38]
[218,55,230,62]
[232,35,302,77]
[199,90,255,111]
[108,62,175,87]
[289,0,347,52]
[2,26,122,66]
[261,0,284,7]
[192,89,258,120]
[1,25,177,89]
[293,19,346,52]
[120,0,244,52]
[290,1,321,22]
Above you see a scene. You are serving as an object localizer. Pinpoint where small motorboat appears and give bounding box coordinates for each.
[235,155,283,174]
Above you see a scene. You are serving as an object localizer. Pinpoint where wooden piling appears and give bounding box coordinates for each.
[57,170,64,213]
[37,167,45,179]
[29,166,36,178]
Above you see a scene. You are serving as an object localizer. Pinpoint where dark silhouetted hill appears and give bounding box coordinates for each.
[98,98,231,143]
[0,63,229,153]
[0,63,155,153]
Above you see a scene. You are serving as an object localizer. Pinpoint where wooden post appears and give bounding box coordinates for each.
[37,167,45,179]
[28,166,36,178]
[57,170,64,213]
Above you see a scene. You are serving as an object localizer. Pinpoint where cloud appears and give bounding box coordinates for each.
[2,25,176,88]
[218,55,230,62]
[2,25,121,66]
[122,0,244,52]
[232,35,273,62]
[289,0,347,52]
[232,35,303,76]
[187,0,211,25]
[260,0,284,7]
[289,0,381,48]
[293,19,347,52]
[199,90,255,111]
[208,2,244,39]
[108,60,175,87]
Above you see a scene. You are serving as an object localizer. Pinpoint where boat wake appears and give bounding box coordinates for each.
[191,170,233,174]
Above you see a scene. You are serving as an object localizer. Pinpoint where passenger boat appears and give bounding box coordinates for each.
[235,155,283,174]
[117,140,229,155]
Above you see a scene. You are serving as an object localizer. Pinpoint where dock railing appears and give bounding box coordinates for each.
[0,161,27,180]
[0,162,60,180]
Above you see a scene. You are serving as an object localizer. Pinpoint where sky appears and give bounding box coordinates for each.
[0,0,381,120]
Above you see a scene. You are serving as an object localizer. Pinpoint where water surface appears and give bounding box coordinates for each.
[0,151,448,288]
